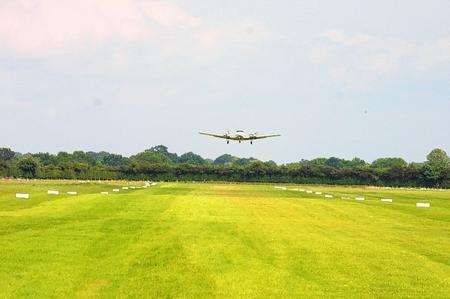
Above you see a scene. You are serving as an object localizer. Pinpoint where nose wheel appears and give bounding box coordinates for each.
[227,140,229,144]
[250,141,253,145]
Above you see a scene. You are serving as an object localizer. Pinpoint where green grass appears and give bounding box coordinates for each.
[1,180,449,298]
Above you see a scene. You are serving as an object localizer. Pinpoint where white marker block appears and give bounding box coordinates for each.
[101,192,109,195]
[112,189,120,192]
[130,186,136,189]
[325,195,333,198]
[16,193,29,199]
[67,191,77,195]
[151,183,157,186]
[290,188,299,191]
[122,187,129,190]
[47,190,59,195]
[416,202,430,208]
[381,198,392,203]
[355,197,365,201]
[299,189,305,192]
[306,190,313,194]
[315,192,322,195]
[143,186,148,188]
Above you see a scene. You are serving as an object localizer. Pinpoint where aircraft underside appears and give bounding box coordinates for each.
[226,137,255,144]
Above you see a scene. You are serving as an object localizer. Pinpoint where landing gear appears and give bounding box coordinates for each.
[250,141,253,145]
[239,141,241,144]
[227,140,229,144]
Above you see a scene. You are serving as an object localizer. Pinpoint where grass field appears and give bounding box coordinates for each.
[1,179,449,298]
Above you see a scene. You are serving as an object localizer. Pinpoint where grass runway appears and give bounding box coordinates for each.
[1,180,449,297]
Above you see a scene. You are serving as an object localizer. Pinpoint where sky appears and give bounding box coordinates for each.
[1,0,449,163]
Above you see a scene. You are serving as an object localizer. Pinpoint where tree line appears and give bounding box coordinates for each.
[0,145,448,188]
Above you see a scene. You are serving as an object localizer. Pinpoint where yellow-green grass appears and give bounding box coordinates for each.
[0,180,449,298]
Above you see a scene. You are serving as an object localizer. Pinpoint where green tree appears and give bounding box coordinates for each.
[346,157,367,168]
[0,160,9,176]
[72,151,97,166]
[149,145,178,163]
[56,152,72,165]
[309,158,327,166]
[0,147,16,161]
[32,152,57,166]
[423,148,449,187]
[214,154,237,165]
[102,153,128,167]
[178,152,205,165]
[235,157,258,166]
[132,150,170,165]
[17,155,39,178]
[245,160,268,177]
[86,151,110,163]
[264,160,277,167]
[372,157,407,169]
[325,157,344,168]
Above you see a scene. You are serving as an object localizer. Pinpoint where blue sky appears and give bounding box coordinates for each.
[1,0,449,163]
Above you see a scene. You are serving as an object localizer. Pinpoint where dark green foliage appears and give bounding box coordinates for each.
[309,157,327,166]
[56,152,72,164]
[72,151,97,166]
[325,157,343,168]
[0,146,448,187]
[347,157,367,168]
[131,150,171,165]
[149,145,179,163]
[17,155,39,178]
[235,157,258,166]
[0,147,16,161]
[214,154,237,165]
[424,148,449,187]
[178,152,206,165]
[372,157,407,169]
[32,152,57,166]
[101,153,128,167]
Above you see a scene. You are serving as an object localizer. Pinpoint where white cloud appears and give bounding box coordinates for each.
[141,1,200,29]
[196,22,268,49]
[323,30,373,46]
[0,0,268,61]
[309,30,450,89]
[414,38,450,71]
[0,0,199,56]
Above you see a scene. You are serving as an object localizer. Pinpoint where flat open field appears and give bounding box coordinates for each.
[1,180,449,298]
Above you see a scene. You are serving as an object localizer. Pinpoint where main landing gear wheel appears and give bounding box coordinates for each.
[227,140,229,144]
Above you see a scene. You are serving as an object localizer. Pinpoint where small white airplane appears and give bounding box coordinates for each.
[199,130,281,144]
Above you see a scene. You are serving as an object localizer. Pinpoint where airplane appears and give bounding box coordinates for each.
[199,130,281,144]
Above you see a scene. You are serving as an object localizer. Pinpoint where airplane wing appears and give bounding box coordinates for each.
[251,134,281,140]
[199,132,229,139]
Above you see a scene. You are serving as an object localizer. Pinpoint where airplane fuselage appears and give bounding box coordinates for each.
[224,131,256,141]
[226,134,250,140]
